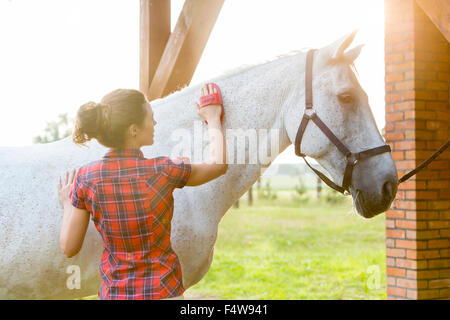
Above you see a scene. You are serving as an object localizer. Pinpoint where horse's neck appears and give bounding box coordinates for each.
[145,52,305,214]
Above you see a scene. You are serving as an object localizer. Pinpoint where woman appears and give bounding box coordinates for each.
[57,84,227,300]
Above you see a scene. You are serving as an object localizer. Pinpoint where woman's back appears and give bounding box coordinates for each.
[70,147,191,299]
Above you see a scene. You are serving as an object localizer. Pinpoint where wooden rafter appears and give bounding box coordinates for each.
[139,0,171,96]
[416,0,450,42]
[140,0,224,101]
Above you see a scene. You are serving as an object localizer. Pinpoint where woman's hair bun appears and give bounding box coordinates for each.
[72,101,112,146]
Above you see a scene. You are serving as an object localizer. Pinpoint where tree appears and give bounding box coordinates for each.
[33,113,73,144]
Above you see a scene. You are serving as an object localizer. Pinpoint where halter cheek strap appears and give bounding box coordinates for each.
[294,49,392,195]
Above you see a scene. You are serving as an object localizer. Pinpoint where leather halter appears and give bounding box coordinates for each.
[294,49,392,195]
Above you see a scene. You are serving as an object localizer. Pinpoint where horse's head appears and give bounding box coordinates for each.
[284,30,397,218]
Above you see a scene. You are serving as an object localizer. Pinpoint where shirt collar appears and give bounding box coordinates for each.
[103,147,144,160]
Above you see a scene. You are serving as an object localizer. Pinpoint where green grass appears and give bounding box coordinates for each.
[81,179,387,300]
[184,189,387,300]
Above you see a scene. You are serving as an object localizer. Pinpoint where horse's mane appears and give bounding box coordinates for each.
[154,48,309,105]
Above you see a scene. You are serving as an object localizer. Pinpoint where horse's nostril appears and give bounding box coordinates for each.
[382,180,397,200]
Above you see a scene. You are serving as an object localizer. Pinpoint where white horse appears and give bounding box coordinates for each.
[0,31,397,299]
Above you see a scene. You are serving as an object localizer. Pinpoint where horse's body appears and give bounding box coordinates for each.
[0,31,397,299]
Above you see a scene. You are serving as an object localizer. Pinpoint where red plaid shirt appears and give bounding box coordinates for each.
[69,147,191,300]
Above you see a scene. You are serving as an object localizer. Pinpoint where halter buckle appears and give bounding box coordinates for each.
[346,153,359,166]
[304,109,316,120]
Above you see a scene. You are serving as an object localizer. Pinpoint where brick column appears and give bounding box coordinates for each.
[384,0,450,300]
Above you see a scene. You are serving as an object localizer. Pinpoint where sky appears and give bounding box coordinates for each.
[0,0,385,164]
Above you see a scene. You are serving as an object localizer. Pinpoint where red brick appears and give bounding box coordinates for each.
[437,72,450,82]
[406,289,418,299]
[396,239,418,249]
[386,112,404,122]
[386,257,396,267]
[394,121,415,131]
[439,269,450,278]
[385,132,405,141]
[439,191,450,199]
[397,258,428,269]
[440,211,450,220]
[387,229,406,239]
[439,288,450,298]
[386,210,405,219]
[406,211,439,220]
[429,279,450,289]
[387,267,406,277]
[396,219,427,229]
[410,250,440,260]
[416,270,440,279]
[387,248,406,258]
[440,230,450,238]
[428,239,450,249]
[414,111,438,120]
[428,161,449,170]
[387,286,406,297]
[396,160,416,170]
[417,289,440,299]
[386,93,403,103]
[392,151,405,161]
[438,91,449,101]
[406,230,416,240]
[426,101,448,111]
[386,72,404,83]
[426,81,448,91]
[395,80,415,91]
[409,191,438,200]
[390,61,415,72]
[394,101,415,111]
[427,180,449,189]
[428,201,450,210]
[429,259,450,269]
[387,276,397,286]
[415,230,440,240]
[428,221,450,229]
[386,219,395,229]
[397,278,427,289]
[394,200,414,211]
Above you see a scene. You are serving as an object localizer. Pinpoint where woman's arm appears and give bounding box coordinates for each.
[186,84,228,186]
[59,204,90,258]
[58,169,90,258]
[186,117,227,186]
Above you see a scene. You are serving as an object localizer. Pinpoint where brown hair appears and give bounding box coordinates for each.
[73,89,148,148]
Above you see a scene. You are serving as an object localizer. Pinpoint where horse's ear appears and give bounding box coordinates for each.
[321,29,359,61]
[343,44,364,62]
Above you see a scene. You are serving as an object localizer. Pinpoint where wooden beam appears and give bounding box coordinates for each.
[139,0,171,98]
[147,0,224,101]
[416,0,450,42]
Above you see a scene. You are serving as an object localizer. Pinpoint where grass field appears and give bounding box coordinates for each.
[184,187,387,300]
[81,178,387,300]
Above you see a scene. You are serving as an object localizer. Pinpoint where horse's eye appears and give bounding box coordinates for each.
[338,94,354,105]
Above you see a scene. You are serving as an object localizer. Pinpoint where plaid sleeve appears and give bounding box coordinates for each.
[69,169,87,209]
[164,156,192,189]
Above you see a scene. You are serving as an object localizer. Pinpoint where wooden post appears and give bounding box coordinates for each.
[139,0,171,98]
[248,185,253,206]
[146,0,224,100]
[317,177,322,199]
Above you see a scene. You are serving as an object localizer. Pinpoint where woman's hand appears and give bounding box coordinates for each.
[57,169,76,207]
[195,84,222,123]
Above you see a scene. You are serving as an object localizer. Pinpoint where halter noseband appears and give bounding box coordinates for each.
[294,49,391,195]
